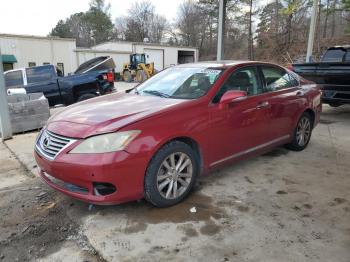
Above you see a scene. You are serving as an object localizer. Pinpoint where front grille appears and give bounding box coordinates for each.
[36,129,76,160]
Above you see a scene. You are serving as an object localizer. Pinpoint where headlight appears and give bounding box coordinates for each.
[69,130,141,154]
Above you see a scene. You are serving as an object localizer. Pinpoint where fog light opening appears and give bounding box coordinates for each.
[93,183,116,196]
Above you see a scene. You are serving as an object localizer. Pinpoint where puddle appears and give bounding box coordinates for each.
[95,192,226,225]
[199,221,221,236]
[177,224,199,237]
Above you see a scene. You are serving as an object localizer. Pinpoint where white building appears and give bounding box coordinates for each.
[0,34,77,74]
[76,41,199,72]
[1,34,199,74]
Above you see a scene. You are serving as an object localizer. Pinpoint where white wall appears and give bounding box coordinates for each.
[0,35,198,75]
[0,35,77,74]
[86,41,198,71]
[134,44,198,70]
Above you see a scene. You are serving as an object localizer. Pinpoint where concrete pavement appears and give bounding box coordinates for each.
[1,105,350,262]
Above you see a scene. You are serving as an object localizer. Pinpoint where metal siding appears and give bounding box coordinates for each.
[144,48,164,70]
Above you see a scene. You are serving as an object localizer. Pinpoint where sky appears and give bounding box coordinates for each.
[0,0,184,36]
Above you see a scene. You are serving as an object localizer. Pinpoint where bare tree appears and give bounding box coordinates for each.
[115,1,168,43]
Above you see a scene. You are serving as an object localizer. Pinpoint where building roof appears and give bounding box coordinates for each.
[0,33,76,42]
[92,40,198,50]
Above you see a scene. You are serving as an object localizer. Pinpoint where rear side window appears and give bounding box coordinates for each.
[4,71,24,88]
[344,51,350,62]
[322,49,345,62]
[26,66,54,84]
[261,66,297,92]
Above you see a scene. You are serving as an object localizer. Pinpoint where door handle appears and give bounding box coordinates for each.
[256,101,269,109]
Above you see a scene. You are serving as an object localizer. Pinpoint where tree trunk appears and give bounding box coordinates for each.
[316,0,322,54]
[286,14,292,48]
[323,0,330,38]
[331,0,337,37]
[275,0,279,33]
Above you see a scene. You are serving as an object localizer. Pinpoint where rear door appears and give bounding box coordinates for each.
[25,66,61,106]
[259,65,303,140]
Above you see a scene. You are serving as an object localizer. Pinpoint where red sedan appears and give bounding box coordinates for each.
[34,61,322,207]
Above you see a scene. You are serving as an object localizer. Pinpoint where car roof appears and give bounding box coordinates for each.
[175,60,273,69]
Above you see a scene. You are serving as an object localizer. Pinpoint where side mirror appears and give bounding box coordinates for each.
[219,90,247,108]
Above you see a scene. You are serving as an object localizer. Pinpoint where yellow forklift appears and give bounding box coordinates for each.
[122,53,156,83]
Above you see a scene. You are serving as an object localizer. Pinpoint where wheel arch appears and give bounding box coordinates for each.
[73,82,99,102]
[152,136,204,174]
[303,108,316,128]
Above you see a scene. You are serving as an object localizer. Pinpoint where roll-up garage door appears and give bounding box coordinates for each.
[144,49,164,71]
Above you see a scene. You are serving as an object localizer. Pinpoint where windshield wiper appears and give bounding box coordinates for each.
[142,90,170,98]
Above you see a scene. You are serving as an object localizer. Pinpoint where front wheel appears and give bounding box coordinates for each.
[144,141,198,207]
[285,112,313,151]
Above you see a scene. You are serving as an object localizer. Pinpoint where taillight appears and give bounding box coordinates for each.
[106,71,114,82]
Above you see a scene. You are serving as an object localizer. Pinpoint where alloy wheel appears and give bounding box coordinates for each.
[156,152,193,199]
[296,116,311,146]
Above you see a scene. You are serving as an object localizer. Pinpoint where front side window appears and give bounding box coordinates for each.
[26,66,54,84]
[213,67,261,103]
[261,66,296,92]
[4,70,24,88]
[133,67,223,99]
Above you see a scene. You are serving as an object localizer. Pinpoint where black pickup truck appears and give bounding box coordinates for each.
[291,46,350,107]
[4,56,116,106]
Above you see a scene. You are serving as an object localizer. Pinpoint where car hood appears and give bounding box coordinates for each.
[47,92,186,138]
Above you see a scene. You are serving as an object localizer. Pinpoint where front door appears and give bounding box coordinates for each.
[208,66,272,167]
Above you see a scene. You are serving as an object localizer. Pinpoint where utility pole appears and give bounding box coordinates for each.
[217,0,226,61]
[0,47,12,141]
[306,0,319,62]
[248,0,254,60]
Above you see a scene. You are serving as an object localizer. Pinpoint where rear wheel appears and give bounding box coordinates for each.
[285,112,313,151]
[144,141,198,207]
[77,93,97,102]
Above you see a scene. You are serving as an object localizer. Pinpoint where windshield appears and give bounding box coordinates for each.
[132,67,223,99]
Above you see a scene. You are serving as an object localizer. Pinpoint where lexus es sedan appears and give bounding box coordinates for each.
[34,61,322,207]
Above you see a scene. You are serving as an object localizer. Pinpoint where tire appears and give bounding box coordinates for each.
[77,93,97,102]
[144,141,198,207]
[329,103,342,108]
[136,70,147,83]
[285,112,313,151]
[123,71,132,82]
